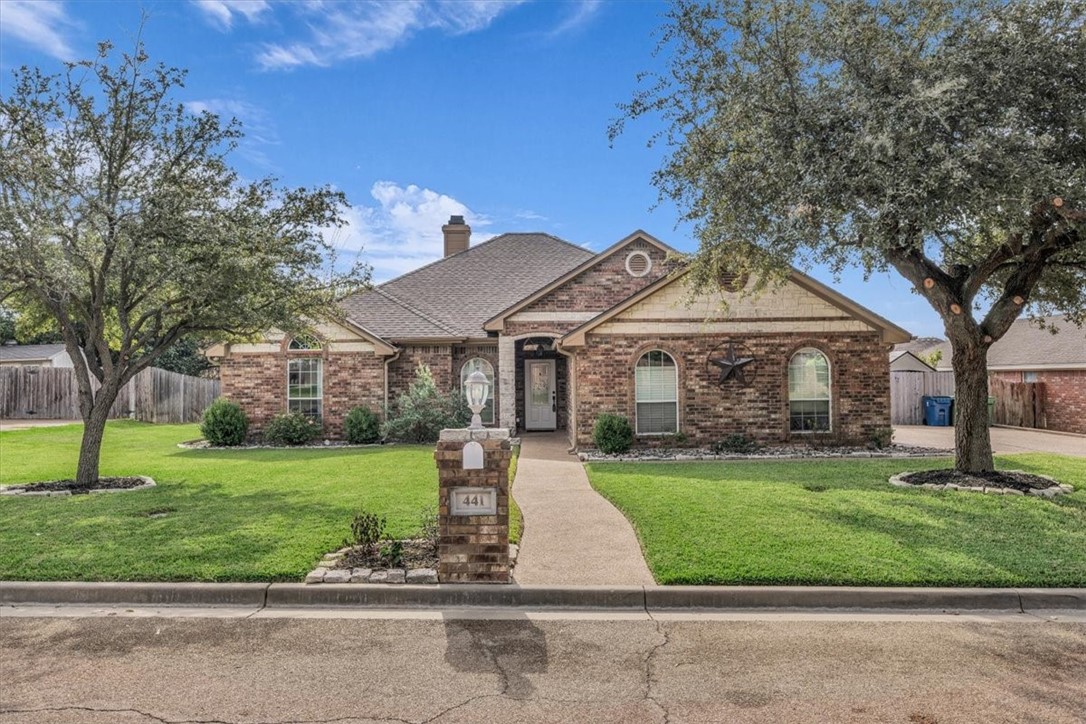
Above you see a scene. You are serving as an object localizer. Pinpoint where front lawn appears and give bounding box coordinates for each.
[0,422,447,582]
[586,455,1086,587]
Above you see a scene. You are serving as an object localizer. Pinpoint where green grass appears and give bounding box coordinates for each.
[586,455,1086,587]
[0,421,446,582]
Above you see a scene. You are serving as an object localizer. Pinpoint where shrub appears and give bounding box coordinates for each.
[263,412,320,446]
[594,413,633,454]
[710,433,760,455]
[347,509,386,553]
[344,406,381,444]
[417,505,439,552]
[870,427,894,450]
[382,363,471,443]
[200,399,249,446]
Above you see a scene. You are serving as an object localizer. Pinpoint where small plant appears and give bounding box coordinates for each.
[710,433,760,455]
[663,431,689,447]
[594,413,633,454]
[263,412,321,445]
[344,406,381,444]
[348,509,386,553]
[870,427,894,450]
[379,540,404,568]
[200,399,249,446]
[417,505,439,552]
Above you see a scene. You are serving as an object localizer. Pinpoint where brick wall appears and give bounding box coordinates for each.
[322,352,385,439]
[990,369,1086,434]
[572,331,891,448]
[388,345,454,403]
[220,354,285,437]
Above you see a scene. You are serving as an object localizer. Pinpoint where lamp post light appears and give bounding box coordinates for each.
[464,369,490,430]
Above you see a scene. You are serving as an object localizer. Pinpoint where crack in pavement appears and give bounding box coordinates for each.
[643,611,673,724]
[0,706,410,724]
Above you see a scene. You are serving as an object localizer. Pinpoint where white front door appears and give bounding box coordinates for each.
[524,359,557,430]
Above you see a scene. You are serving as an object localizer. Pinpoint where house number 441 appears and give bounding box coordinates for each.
[450,487,497,516]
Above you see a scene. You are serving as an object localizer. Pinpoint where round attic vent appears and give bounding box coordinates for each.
[625,251,652,277]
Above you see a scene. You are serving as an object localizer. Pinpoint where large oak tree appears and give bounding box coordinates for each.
[613,0,1085,471]
[0,42,367,485]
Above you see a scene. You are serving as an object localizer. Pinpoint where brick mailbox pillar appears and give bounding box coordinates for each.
[435,428,512,583]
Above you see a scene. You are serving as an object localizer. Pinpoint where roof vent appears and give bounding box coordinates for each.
[442,215,471,257]
[625,251,652,277]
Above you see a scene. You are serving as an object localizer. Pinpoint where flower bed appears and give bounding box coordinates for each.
[580,443,950,463]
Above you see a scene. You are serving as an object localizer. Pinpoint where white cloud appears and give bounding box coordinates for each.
[514,209,548,222]
[0,0,79,60]
[185,97,280,168]
[191,0,270,31]
[325,181,494,282]
[246,0,525,70]
[548,0,603,37]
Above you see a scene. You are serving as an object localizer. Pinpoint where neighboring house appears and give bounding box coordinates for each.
[928,316,1086,435]
[209,216,911,447]
[0,343,74,368]
[889,350,937,373]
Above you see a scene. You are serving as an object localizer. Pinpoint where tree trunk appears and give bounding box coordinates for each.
[950,339,994,473]
[75,399,113,487]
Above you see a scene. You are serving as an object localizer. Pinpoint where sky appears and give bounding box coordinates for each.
[0,0,944,337]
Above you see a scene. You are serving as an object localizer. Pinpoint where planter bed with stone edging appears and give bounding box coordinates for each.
[178,439,392,451]
[305,542,519,585]
[0,475,156,497]
[889,470,1074,498]
[580,444,951,463]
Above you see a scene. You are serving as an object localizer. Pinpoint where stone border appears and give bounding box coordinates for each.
[581,445,951,463]
[0,475,156,498]
[177,439,390,450]
[888,471,1073,498]
[303,544,520,585]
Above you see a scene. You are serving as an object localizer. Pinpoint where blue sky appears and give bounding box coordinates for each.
[0,0,943,337]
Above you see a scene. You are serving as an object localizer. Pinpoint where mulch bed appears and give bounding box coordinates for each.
[337,539,438,571]
[0,476,153,495]
[898,469,1061,493]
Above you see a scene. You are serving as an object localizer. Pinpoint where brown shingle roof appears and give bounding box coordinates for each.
[931,315,1086,370]
[339,232,595,341]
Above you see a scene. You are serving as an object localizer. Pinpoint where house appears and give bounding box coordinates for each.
[209,217,911,447]
[0,343,74,368]
[928,316,1086,435]
[889,350,937,373]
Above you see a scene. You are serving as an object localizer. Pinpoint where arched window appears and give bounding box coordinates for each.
[287,335,322,420]
[461,358,495,425]
[788,348,831,432]
[635,350,678,434]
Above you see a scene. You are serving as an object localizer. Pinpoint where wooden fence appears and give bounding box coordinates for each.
[989,377,1047,429]
[0,366,219,423]
[890,370,956,425]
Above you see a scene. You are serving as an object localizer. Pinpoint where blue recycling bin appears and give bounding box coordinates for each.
[922,396,954,426]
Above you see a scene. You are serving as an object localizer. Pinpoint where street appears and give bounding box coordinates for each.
[2,608,1084,723]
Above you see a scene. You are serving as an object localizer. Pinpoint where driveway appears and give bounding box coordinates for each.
[0,419,80,432]
[894,425,1086,457]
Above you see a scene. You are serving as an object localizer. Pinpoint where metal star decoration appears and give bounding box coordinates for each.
[710,342,756,385]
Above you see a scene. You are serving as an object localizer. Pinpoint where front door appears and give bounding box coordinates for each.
[524,359,557,430]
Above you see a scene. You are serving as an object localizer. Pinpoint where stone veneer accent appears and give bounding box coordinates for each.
[571,331,892,448]
[990,369,1086,435]
[435,429,512,583]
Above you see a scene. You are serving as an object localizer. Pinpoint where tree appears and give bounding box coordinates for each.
[0,41,367,485]
[613,0,1085,472]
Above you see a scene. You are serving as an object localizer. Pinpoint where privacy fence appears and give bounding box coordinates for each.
[890,370,1049,430]
[0,366,220,424]
[889,370,956,425]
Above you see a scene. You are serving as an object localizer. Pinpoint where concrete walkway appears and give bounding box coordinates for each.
[512,432,655,586]
[894,425,1086,457]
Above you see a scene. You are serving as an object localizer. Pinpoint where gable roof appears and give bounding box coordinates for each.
[890,350,937,371]
[483,230,677,332]
[341,232,595,341]
[0,343,69,362]
[892,337,946,356]
[931,315,1086,371]
[560,266,912,347]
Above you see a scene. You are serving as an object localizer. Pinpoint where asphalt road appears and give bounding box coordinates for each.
[2,609,1084,723]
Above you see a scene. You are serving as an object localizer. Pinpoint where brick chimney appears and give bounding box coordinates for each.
[442,215,471,257]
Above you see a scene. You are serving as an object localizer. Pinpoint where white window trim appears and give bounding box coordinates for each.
[635,349,679,436]
[287,357,323,419]
[460,357,496,425]
[625,250,653,278]
[788,348,832,434]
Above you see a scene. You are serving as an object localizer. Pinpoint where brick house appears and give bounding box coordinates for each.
[209,216,911,448]
[925,316,1086,435]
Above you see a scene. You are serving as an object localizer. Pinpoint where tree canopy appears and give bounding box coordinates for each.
[0,40,367,483]
[613,0,1085,471]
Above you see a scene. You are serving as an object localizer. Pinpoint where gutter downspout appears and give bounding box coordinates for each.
[383,349,401,420]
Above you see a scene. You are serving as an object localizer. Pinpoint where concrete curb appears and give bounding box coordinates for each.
[3,581,1083,611]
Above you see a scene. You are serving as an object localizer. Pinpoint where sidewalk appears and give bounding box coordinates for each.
[894,425,1086,457]
[512,432,655,586]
